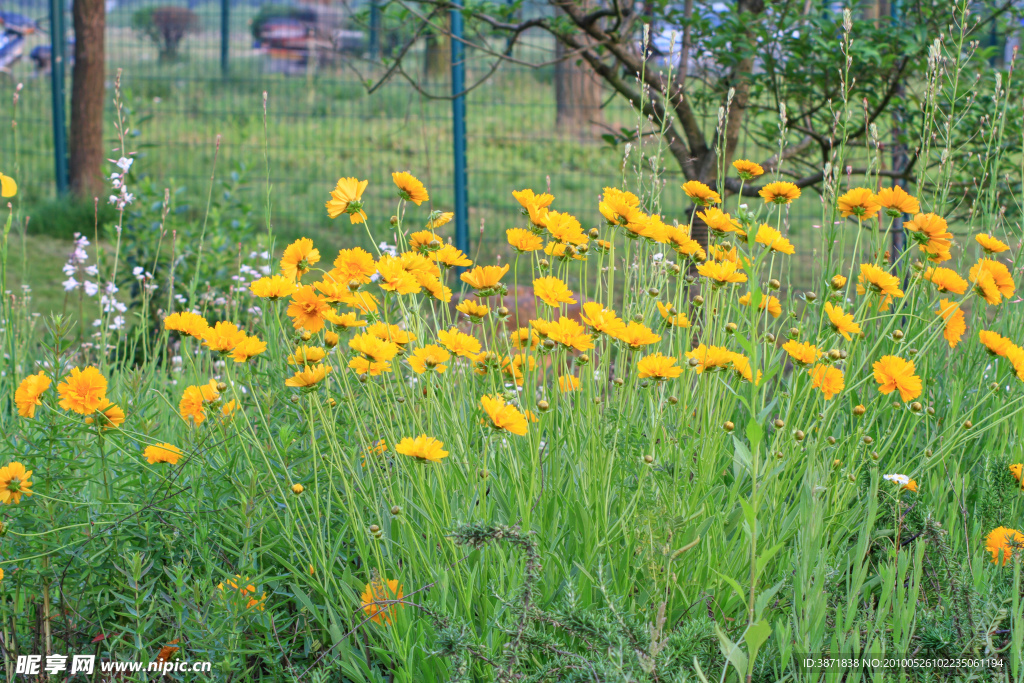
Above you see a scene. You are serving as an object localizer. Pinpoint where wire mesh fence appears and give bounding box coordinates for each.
[0,0,698,259]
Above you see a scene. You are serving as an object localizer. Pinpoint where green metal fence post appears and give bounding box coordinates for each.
[48,0,69,195]
[369,1,381,61]
[450,5,469,269]
[221,0,230,75]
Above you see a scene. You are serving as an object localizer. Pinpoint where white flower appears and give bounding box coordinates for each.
[62,263,77,276]
[115,157,133,172]
[85,265,98,276]
[84,281,99,297]
[63,277,80,291]
[883,473,910,487]
[108,316,126,330]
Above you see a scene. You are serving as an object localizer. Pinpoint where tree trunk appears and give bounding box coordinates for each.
[554,40,603,136]
[423,18,450,83]
[69,0,106,198]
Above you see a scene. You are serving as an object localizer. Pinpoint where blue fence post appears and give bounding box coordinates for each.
[220,0,230,75]
[49,0,69,195]
[369,1,381,61]
[450,5,469,267]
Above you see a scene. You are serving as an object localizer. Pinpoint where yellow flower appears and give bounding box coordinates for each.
[325,310,366,330]
[727,352,760,384]
[512,188,555,212]
[830,274,848,289]
[280,238,321,281]
[837,188,881,219]
[697,207,743,236]
[250,275,298,300]
[782,340,822,365]
[546,317,594,351]
[976,233,1009,254]
[288,345,327,365]
[507,228,543,252]
[808,364,844,400]
[408,344,451,374]
[409,230,442,253]
[438,328,481,357]
[611,321,661,349]
[145,443,182,465]
[873,355,922,401]
[533,276,576,307]
[1010,463,1023,484]
[231,335,267,362]
[637,353,682,381]
[164,311,209,339]
[544,241,585,261]
[57,366,108,415]
[667,227,707,261]
[292,483,304,495]
[0,462,33,504]
[432,245,473,269]
[396,435,448,462]
[368,322,414,347]
[685,344,734,373]
[754,224,795,254]
[656,301,691,327]
[599,187,641,225]
[349,357,392,376]
[510,327,539,350]
[202,321,247,353]
[286,365,332,388]
[905,213,953,262]
[558,374,580,393]
[0,172,17,197]
[480,395,529,436]
[935,299,965,348]
[460,265,509,294]
[332,247,377,285]
[979,330,1014,357]
[732,159,764,180]
[374,255,420,295]
[287,286,332,333]
[456,299,491,321]
[350,332,400,362]
[758,181,800,204]
[875,186,919,216]
[543,211,588,245]
[681,180,721,206]
[426,211,454,229]
[15,372,51,419]
[857,263,904,305]
[84,398,125,430]
[360,578,404,624]
[501,354,535,386]
[970,259,1015,305]
[326,177,368,223]
[923,267,967,295]
[985,527,1024,565]
[697,260,747,285]
[738,292,782,318]
[824,303,862,341]
[179,381,218,425]
[392,171,429,205]
[883,473,918,492]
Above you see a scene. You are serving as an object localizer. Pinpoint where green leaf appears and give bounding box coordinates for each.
[715,622,748,678]
[744,619,772,674]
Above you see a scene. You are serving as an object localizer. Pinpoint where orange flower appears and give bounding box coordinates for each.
[287,286,332,333]
[145,443,182,465]
[637,353,682,381]
[697,207,743,236]
[599,187,641,225]
[480,395,529,435]
[512,188,554,212]
[179,381,219,425]
[392,171,429,205]
[697,260,747,285]
[782,340,821,366]
[331,247,377,285]
[935,299,965,348]
[808,364,844,400]
[754,224,795,254]
[408,345,450,374]
[286,365,332,387]
[610,321,661,349]
[202,321,247,354]
[979,330,1014,357]
[56,367,108,415]
[438,327,482,357]
[326,177,368,223]
[250,275,298,300]
[545,317,593,351]
[875,186,920,216]
[656,301,691,327]
[970,259,1015,304]
[460,265,509,294]
[738,292,782,318]
[543,211,588,245]
[507,228,543,252]
[985,527,1024,565]
[681,180,720,206]
[360,578,404,624]
[873,355,922,401]
[923,267,967,295]
[432,245,472,269]
[280,238,320,281]
[732,159,764,179]
[824,303,861,341]
[975,233,1009,254]
[685,344,734,373]
[837,188,881,219]
[558,374,580,393]
[533,276,576,307]
[905,213,953,262]
[759,181,800,204]
[456,299,491,321]
[15,372,50,419]
[84,398,125,430]
[164,311,210,339]
[231,335,267,362]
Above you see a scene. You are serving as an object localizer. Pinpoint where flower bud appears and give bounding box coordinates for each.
[793,429,805,441]
[348,280,361,292]
[542,339,556,350]
[290,395,300,403]
[390,215,399,225]
[667,396,678,405]
[693,295,704,307]
[538,258,550,270]
[773,418,785,429]
[910,401,922,413]
[369,524,381,533]
[989,382,1000,392]
[723,421,735,432]
[647,287,659,297]
[576,354,590,366]
[963,419,973,430]
[892,329,904,341]
[479,468,490,480]
[769,278,781,290]
[496,306,510,319]
[614,377,625,386]
[832,459,842,469]
[828,349,841,361]
[688,358,700,367]
[632,313,644,322]
[537,400,550,412]
[725,322,738,334]
[216,381,228,392]
[908,347,918,356]
[588,227,600,238]
[926,406,935,416]
[827,436,836,445]
[788,327,800,340]
[805,291,818,302]
[396,396,406,404]
[391,505,402,515]
[863,435,874,445]
[870,450,879,460]
[847,473,856,482]
[765,333,776,344]
[853,405,866,416]
[643,455,654,464]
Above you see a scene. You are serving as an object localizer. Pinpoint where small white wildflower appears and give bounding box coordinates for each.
[63,277,80,291]
[883,473,910,487]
